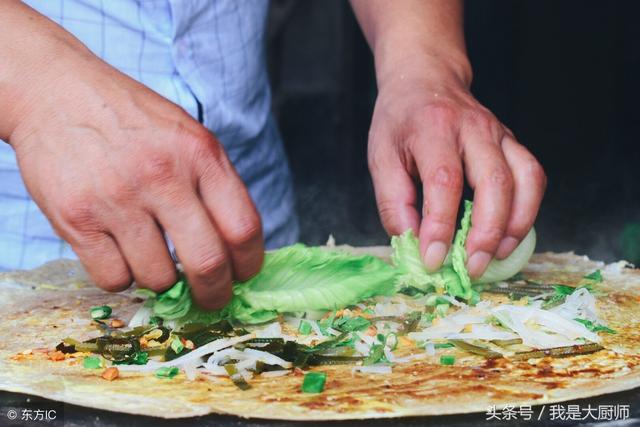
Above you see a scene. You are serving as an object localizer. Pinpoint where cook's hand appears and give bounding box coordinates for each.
[6,33,263,309]
[368,63,546,278]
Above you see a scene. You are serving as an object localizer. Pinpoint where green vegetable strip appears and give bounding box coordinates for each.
[224,364,251,390]
[302,371,327,393]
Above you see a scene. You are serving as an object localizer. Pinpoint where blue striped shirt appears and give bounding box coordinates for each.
[0,0,298,270]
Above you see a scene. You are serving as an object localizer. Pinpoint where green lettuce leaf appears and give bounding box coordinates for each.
[391,200,474,300]
[449,200,474,300]
[147,244,398,325]
[231,244,397,321]
[391,230,446,293]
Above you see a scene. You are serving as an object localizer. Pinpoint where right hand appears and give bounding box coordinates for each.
[6,36,263,309]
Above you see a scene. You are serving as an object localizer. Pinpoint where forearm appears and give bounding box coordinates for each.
[350,0,472,89]
[0,0,96,140]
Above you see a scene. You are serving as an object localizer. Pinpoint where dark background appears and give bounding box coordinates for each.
[267,0,640,264]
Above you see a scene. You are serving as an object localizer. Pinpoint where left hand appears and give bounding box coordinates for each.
[368,61,546,278]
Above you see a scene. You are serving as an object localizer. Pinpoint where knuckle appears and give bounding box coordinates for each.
[428,165,463,191]
[191,251,228,280]
[486,166,514,192]
[137,153,177,187]
[424,211,457,232]
[418,102,459,126]
[103,178,136,206]
[97,271,132,293]
[226,216,262,248]
[464,111,503,142]
[139,269,177,292]
[59,194,98,232]
[476,226,504,248]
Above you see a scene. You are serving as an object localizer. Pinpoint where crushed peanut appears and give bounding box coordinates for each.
[101,367,119,381]
[47,351,66,361]
[110,319,125,328]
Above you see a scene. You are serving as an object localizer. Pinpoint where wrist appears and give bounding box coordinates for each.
[374,38,473,93]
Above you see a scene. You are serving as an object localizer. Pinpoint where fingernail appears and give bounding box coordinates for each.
[467,251,492,278]
[423,241,448,272]
[496,237,519,260]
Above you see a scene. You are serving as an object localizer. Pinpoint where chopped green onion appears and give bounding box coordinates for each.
[90,305,112,320]
[170,337,184,354]
[302,371,327,393]
[114,351,148,365]
[83,356,102,369]
[155,366,179,379]
[583,270,603,283]
[363,308,375,315]
[298,320,312,335]
[319,311,337,331]
[574,318,616,334]
[440,355,456,365]
[363,344,385,365]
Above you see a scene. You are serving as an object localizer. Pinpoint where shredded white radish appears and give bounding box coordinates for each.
[256,322,282,338]
[491,305,599,348]
[116,334,256,372]
[354,340,371,356]
[183,361,199,381]
[425,343,435,356]
[438,295,466,308]
[551,287,600,323]
[356,331,377,346]
[128,304,152,327]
